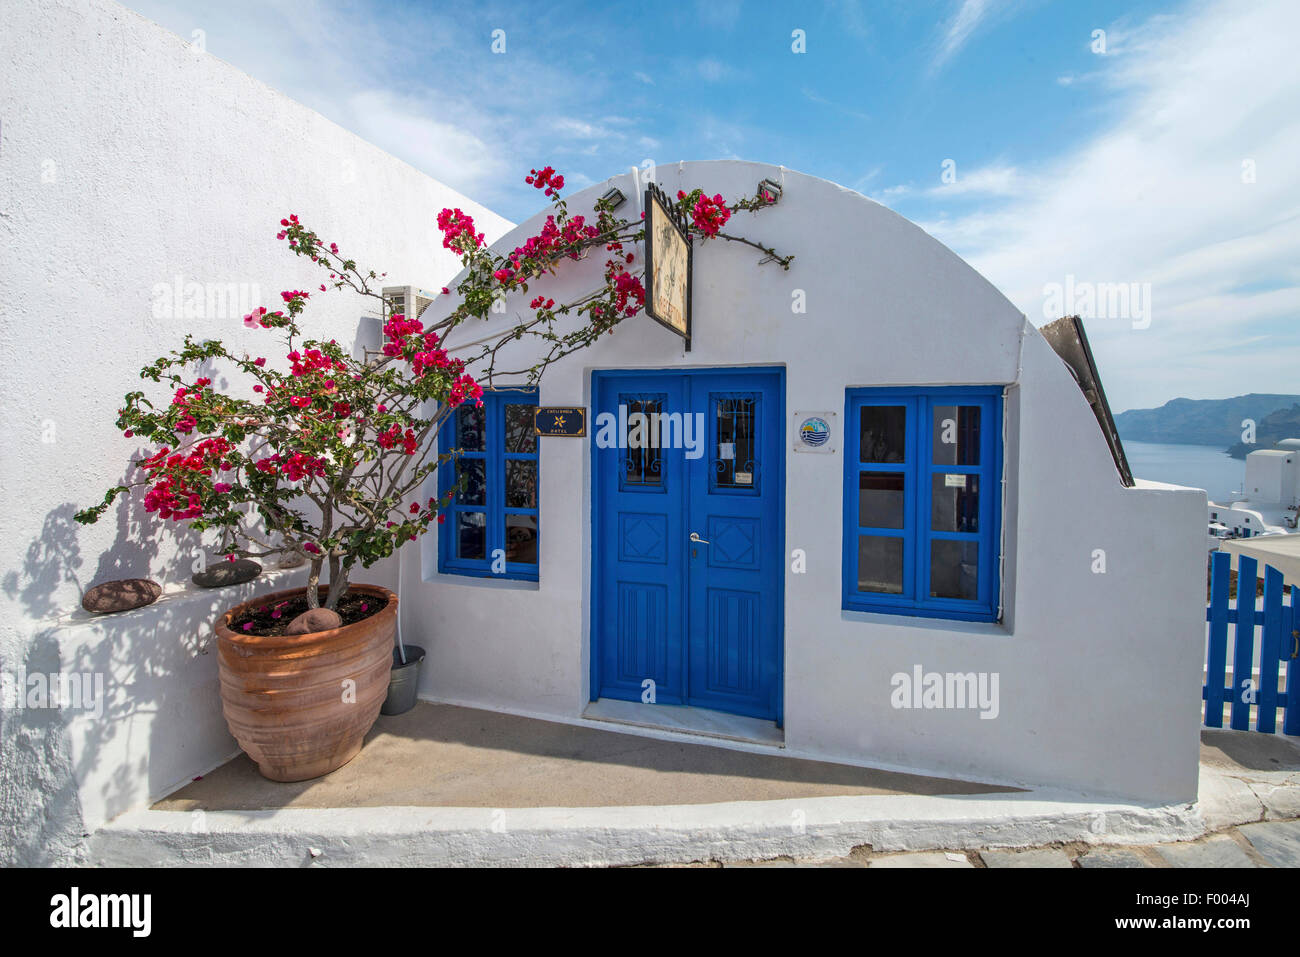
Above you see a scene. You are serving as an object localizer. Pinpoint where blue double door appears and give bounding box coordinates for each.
[592,368,784,723]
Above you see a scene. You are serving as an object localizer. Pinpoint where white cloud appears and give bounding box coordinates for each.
[918,0,1300,409]
[345,90,507,195]
[932,0,994,72]
[928,164,1023,197]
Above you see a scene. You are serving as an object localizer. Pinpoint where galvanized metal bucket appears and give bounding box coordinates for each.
[381,644,425,716]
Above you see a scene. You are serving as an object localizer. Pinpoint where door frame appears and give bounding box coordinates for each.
[588,365,786,726]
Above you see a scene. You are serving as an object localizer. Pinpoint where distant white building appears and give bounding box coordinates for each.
[1207,439,1300,547]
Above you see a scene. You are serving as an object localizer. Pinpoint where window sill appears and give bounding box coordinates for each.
[840,606,1010,636]
[425,570,540,591]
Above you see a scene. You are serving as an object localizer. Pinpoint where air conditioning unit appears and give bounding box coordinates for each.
[381,285,437,323]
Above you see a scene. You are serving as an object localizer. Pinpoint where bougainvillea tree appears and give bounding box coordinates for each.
[75,168,793,610]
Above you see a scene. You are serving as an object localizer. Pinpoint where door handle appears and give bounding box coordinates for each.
[689,532,710,544]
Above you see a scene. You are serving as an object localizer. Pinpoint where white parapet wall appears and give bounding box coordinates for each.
[0,0,511,864]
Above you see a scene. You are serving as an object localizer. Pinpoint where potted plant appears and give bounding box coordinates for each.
[76,166,791,781]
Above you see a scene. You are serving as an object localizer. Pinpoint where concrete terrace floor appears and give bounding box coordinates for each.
[156,701,1020,811]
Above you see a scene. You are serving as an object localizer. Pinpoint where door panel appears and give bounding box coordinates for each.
[593,368,783,723]
[686,374,781,719]
[596,376,688,706]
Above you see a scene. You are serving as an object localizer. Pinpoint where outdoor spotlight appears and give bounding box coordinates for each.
[599,187,627,210]
[757,178,782,204]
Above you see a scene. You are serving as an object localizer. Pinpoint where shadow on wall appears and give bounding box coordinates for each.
[1,487,215,864]
[0,630,87,866]
[0,314,388,863]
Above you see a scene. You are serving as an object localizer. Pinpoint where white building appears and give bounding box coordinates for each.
[1207,440,1300,546]
[0,0,1209,865]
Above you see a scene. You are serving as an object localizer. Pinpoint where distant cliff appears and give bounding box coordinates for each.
[1224,404,1300,459]
[1114,394,1300,450]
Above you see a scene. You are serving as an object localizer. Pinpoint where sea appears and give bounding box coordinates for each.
[1123,440,1246,504]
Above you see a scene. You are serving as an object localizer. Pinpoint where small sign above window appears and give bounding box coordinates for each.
[534,407,586,437]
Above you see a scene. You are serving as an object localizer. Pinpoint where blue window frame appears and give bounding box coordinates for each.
[842,386,1002,622]
[438,389,539,581]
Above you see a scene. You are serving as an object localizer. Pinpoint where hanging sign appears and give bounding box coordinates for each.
[644,182,693,351]
[534,407,586,437]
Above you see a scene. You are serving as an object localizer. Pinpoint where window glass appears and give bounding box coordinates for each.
[456,459,486,506]
[930,473,979,533]
[930,539,979,600]
[859,406,907,463]
[458,404,485,451]
[858,472,905,529]
[506,460,537,508]
[504,404,536,453]
[457,512,487,560]
[624,396,663,486]
[858,536,904,594]
[931,405,981,465]
[714,394,758,489]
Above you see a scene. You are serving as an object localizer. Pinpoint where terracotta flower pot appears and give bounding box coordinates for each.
[215,583,396,782]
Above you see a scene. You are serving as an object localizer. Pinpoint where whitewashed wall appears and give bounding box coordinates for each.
[0,0,511,863]
[410,160,1207,806]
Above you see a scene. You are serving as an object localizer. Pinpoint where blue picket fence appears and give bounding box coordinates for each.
[1204,550,1299,734]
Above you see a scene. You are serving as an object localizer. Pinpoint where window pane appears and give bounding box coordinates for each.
[714,394,757,488]
[457,404,485,451]
[505,403,537,453]
[858,535,904,594]
[456,511,487,560]
[858,471,905,529]
[931,473,980,533]
[932,405,981,465]
[456,458,486,506]
[624,396,663,485]
[506,460,537,508]
[505,517,538,564]
[859,405,907,463]
[930,539,979,600]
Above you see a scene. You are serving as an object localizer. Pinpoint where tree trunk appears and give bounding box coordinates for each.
[305,558,323,608]
[324,560,350,611]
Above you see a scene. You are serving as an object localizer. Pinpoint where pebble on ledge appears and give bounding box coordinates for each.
[81,579,163,614]
[192,558,262,589]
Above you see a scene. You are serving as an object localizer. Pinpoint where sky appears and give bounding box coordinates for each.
[120,0,1300,412]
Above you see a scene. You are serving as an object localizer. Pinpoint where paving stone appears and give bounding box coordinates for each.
[869,851,972,868]
[1238,819,1300,868]
[1076,847,1152,869]
[1154,835,1257,868]
[980,847,1073,868]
